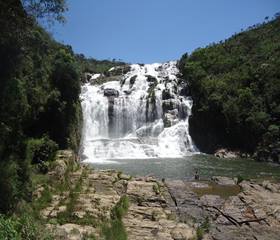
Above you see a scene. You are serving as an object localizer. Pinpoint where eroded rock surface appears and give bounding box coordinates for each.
[40,153,196,240]
[165,178,280,240]
[39,151,280,240]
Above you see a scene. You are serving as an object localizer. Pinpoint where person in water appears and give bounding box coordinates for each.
[194,170,199,180]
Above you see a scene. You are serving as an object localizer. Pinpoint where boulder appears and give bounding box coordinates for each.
[262,180,279,193]
[104,88,119,97]
[171,223,196,240]
[124,89,132,95]
[129,75,137,88]
[81,72,92,83]
[179,83,190,96]
[164,113,179,127]
[162,99,178,112]
[118,173,131,181]
[212,176,236,186]
[50,150,76,181]
[214,149,240,158]
[54,160,67,179]
[162,89,174,100]
[146,75,158,83]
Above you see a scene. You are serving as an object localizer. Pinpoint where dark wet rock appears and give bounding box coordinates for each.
[164,112,179,127]
[129,75,137,88]
[124,89,132,95]
[122,65,131,74]
[178,83,190,96]
[146,75,158,83]
[81,72,92,83]
[177,100,190,119]
[214,148,240,158]
[104,88,119,97]
[162,89,174,100]
[162,99,178,112]
[163,114,172,128]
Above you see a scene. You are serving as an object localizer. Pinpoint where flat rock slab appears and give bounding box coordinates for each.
[165,179,280,240]
[124,179,196,240]
[212,176,236,185]
[42,167,196,240]
[41,156,280,240]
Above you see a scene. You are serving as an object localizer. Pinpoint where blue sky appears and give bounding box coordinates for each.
[52,0,280,63]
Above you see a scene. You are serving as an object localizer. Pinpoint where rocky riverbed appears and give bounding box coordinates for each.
[37,151,280,240]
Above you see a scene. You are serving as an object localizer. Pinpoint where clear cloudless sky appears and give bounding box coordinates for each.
[51,0,280,63]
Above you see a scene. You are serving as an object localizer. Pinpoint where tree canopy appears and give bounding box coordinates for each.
[21,0,67,23]
[179,16,280,162]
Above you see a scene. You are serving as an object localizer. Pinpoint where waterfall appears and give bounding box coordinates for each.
[80,61,197,162]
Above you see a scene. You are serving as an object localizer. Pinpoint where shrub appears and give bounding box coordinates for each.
[0,215,20,240]
[102,196,129,240]
[16,214,38,240]
[0,213,53,240]
[111,196,129,220]
[25,136,58,173]
[0,161,20,213]
[102,219,127,240]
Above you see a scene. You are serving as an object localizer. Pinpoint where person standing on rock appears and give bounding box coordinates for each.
[194,169,199,180]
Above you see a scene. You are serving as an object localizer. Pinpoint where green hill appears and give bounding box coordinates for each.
[179,16,280,162]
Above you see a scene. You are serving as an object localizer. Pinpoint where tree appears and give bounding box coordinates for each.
[0,0,69,214]
[179,16,280,161]
[21,0,67,23]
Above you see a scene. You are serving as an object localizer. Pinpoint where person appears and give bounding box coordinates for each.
[194,169,199,180]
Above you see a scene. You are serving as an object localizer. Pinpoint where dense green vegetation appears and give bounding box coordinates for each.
[0,0,122,217]
[0,0,83,214]
[179,16,280,162]
[0,150,81,240]
[0,213,53,240]
[77,54,125,79]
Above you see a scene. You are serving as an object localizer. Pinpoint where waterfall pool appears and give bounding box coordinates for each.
[87,154,280,180]
[80,62,280,181]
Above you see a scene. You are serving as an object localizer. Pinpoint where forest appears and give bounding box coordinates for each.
[0,0,120,217]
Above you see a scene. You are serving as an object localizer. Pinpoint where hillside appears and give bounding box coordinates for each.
[179,16,280,162]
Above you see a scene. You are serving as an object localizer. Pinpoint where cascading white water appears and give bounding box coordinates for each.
[80,61,197,163]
